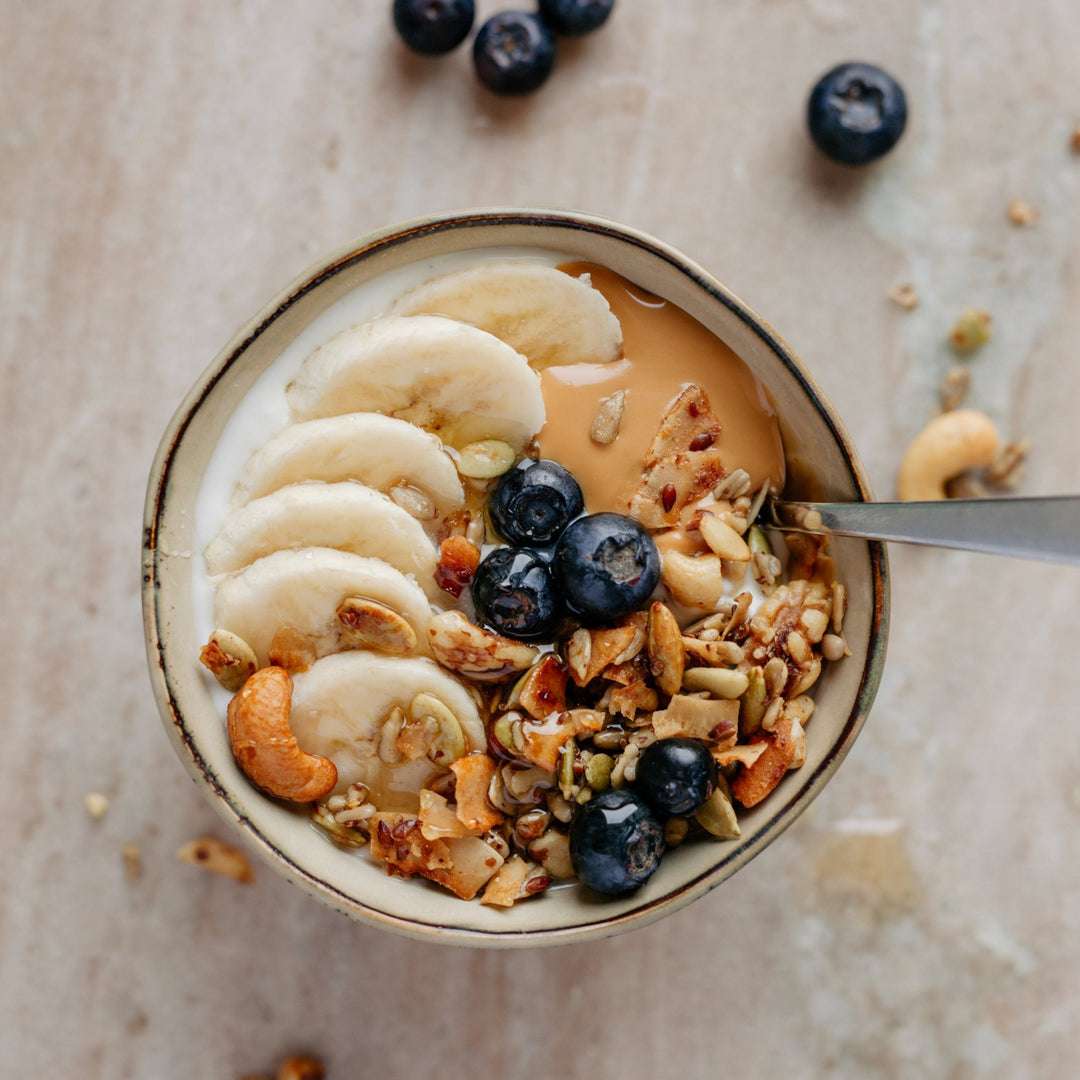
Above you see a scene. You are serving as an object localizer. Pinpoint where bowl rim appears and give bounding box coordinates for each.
[143,207,889,946]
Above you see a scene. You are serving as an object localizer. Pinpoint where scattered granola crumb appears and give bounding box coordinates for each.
[983,438,1032,490]
[1007,199,1038,226]
[122,844,142,882]
[1071,124,1080,154]
[948,307,993,352]
[887,283,918,310]
[84,792,109,819]
[278,1057,325,1080]
[177,837,255,883]
[939,366,971,412]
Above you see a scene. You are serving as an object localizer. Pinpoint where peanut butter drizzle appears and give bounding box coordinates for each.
[535,263,786,515]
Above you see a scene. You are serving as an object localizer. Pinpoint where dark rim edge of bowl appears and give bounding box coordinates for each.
[142,207,890,946]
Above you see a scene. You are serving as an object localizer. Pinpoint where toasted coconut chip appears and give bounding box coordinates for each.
[608,681,659,721]
[712,742,769,769]
[653,695,738,745]
[630,450,727,529]
[644,384,722,467]
[566,624,637,687]
[482,855,542,908]
[518,655,569,721]
[418,790,475,840]
[449,754,504,833]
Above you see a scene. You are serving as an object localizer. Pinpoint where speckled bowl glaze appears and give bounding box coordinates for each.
[143,208,889,947]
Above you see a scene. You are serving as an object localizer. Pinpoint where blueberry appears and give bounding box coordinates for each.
[489,460,584,547]
[807,62,908,166]
[552,513,660,624]
[393,0,475,55]
[569,788,664,896]
[538,0,615,36]
[635,738,717,817]
[471,547,560,640]
[473,11,556,96]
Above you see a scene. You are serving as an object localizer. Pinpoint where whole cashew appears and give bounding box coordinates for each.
[227,666,337,801]
[897,409,1000,501]
[660,551,725,610]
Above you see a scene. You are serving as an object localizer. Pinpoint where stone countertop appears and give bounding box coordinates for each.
[2,2,1078,1077]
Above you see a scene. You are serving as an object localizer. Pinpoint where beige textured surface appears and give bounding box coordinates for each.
[2,1,1078,1077]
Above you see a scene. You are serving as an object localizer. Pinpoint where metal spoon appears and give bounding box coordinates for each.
[764,496,1080,566]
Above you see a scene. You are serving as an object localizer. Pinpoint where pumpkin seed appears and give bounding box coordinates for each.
[199,629,257,693]
[410,692,466,765]
[584,753,614,792]
[456,439,516,479]
[682,667,749,699]
[695,786,741,839]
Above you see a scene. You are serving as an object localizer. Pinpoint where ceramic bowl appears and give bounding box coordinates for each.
[143,208,889,946]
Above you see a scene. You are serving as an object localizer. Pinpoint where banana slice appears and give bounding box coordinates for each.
[231,413,465,514]
[285,314,545,450]
[290,651,486,800]
[213,548,434,667]
[390,261,622,370]
[204,482,439,596]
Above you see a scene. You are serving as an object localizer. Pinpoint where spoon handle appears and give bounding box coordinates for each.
[766,496,1080,566]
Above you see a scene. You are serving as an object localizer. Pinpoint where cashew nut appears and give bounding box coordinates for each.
[897,409,1000,501]
[660,551,725,610]
[226,666,337,802]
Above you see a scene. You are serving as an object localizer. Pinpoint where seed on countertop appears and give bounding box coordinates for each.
[1007,199,1038,226]
[277,1056,326,1080]
[887,283,918,310]
[84,792,109,819]
[176,837,254,883]
[949,308,993,352]
[122,844,142,883]
[940,366,971,412]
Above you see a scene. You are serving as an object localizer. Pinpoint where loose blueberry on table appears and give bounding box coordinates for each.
[473,11,557,96]
[807,62,908,166]
[392,0,475,55]
[569,788,665,896]
[488,459,583,546]
[471,546,561,641]
[538,0,616,36]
